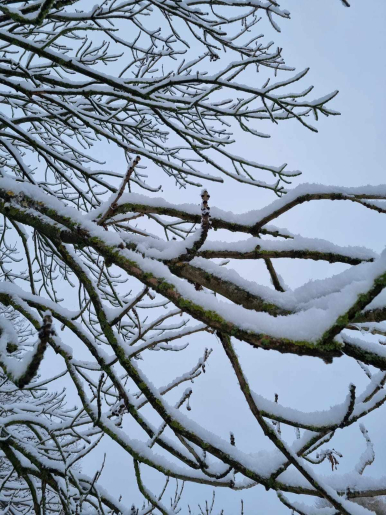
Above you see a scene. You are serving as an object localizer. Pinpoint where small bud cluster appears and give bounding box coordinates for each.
[201,189,211,231]
[38,312,56,340]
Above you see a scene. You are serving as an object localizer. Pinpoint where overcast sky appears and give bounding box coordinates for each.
[37,1,386,513]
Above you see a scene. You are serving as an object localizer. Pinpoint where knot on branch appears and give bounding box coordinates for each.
[166,190,212,275]
[201,189,211,232]
[38,311,55,340]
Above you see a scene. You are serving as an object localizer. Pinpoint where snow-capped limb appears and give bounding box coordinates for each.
[135,348,213,410]
[197,247,374,266]
[92,182,386,238]
[353,305,386,324]
[148,389,193,449]
[197,236,376,265]
[0,0,57,26]
[91,193,295,239]
[341,334,386,371]
[127,324,207,360]
[251,384,356,432]
[346,322,386,340]
[122,227,376,265]
[249,183,386,231]
[277,492,337,515]
[355,425,375,475]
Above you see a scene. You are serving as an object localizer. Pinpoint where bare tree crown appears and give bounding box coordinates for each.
[0,1,384,514]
